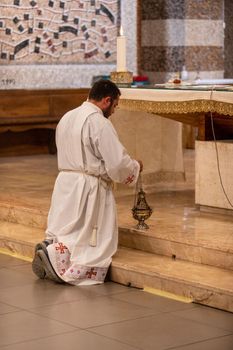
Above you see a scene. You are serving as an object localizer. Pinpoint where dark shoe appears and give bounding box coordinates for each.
[32,249,46,279]
[35,239,53,256]
[36,250,64,284]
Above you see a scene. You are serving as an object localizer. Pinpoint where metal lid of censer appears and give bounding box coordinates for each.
[132,173,152,230]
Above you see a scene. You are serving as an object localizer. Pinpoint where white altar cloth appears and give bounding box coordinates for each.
[120,87,233,105]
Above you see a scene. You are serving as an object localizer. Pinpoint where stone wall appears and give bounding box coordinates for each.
[224,0,233,78]
[196,140,233,210]
[140,0,225,83]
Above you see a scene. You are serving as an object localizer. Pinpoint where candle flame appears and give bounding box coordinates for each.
[120,26,124,36]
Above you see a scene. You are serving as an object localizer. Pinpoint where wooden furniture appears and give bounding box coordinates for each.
[0,88,89,156]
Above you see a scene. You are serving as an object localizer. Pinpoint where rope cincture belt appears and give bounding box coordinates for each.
[59,169,113,247]
[59,169,112,187]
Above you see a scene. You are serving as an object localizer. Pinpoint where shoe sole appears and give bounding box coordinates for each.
[37,250,64,284]
[32,250,46,279]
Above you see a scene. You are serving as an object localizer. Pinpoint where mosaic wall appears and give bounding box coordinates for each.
[140,0,225,83]
[0,0,119,64]
[0,0,138,89]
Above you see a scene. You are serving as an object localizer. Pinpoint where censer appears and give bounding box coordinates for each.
[132,173,152,230]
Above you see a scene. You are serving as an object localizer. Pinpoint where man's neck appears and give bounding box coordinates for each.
[88,99,103,110]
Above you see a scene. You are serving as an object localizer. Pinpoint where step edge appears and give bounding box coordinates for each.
[119,228,233,254]
[0,220,45,231]
[0,202,48,216]
[111,262,233,296]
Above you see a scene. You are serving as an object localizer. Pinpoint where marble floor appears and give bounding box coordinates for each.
[0,253,233,350]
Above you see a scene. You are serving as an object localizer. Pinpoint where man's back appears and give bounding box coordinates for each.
[56,101,108,175]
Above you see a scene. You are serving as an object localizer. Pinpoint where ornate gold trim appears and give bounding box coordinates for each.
[119,99,233,116]
[110,71,133,84]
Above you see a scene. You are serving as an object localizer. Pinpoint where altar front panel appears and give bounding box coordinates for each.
[111,103,184,193]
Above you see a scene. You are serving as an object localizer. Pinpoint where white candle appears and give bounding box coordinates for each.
[116,26,126,72]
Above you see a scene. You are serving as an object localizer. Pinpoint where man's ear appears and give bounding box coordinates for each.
[104,96,112,106]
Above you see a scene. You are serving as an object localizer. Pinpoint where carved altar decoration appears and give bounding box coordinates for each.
[119,98,233,116]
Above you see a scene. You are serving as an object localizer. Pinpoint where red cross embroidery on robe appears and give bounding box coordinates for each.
[60,268,66,275]
[55,242,68,254]
[124,174,135,185]
[86,268,97,279]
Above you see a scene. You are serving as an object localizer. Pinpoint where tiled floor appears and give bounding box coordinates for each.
[0,254,232,350]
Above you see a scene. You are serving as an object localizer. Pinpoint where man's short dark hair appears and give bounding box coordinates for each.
[89,79,121,101]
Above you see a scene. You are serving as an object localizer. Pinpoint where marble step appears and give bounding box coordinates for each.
[0,220,44,259]
[117,193,233,271]
[1,201,233,272]
[111,247,233,313]
[0,202,47,230]
[119,225,233,271]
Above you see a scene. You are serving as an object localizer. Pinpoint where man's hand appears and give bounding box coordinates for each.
[137,160,143,172]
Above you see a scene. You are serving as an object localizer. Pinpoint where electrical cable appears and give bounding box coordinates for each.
[209,86,233,208]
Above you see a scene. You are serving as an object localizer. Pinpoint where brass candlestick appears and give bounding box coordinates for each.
[110,71,133,86]
[132,174,152,230]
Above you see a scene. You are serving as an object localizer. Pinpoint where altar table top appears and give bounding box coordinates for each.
[119,85,233,117]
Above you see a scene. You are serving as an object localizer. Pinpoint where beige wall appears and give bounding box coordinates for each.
[196,140,233,210]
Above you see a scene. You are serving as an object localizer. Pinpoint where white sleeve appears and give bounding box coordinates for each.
[97,121,140,185]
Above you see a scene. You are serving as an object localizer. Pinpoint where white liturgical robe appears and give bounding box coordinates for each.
[45,101,140,285]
